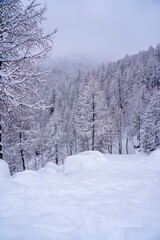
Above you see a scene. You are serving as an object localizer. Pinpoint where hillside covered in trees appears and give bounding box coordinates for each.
[42,45,160,161]
[1,1,160,239]
[2,43,160,173]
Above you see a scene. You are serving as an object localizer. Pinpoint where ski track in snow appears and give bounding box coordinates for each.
[0,151,160,240]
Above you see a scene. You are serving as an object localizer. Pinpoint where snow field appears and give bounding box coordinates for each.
[0,160,10,180]
[0,150,160,240]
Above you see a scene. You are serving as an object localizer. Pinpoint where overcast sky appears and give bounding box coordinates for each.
[38,0,160,62]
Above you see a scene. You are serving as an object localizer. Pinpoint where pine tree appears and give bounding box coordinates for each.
[74,73,108,152]
[44,97,65,165]
[141,92,160,152]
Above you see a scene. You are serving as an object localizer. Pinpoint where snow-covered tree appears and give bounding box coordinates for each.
[141,92,160,152]
[0,0,54,172]
[44,94,66,165]
[74,73,108,152]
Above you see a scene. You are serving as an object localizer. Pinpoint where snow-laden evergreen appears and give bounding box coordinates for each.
[2,43,160,172]
[40,46,160,167]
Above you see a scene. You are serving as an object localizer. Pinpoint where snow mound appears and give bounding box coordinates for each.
[146,149,160,170]
[0,160,10,179]
[0,152,160,240]
[150,149,160,161]
[63,151,107,174]
[12,170,48,188]
[38,162,60,175]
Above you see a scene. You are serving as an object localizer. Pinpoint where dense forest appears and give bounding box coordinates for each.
[2,46,160,174]
[0,0,160,175]
[41,46,160,164]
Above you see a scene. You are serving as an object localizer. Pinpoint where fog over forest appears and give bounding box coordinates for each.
[37,0,160,61]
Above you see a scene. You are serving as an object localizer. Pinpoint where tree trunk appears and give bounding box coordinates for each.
[86,137,89,151]
[69,144,72,156]
[108,143,112,154]
[19,131,25,171]
[137,115,141,149]
[118,120,122,154]
[66,142,70,156]
[74,129,78,154]
[118,73,123,155]
[110,144,112,154]
[92,93,95,151]
[35,156,37,170]
[55,144,58,165]
[40,131,44,167]
[126,136,129,154]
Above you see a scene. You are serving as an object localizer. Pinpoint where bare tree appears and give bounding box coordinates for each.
[0,0,55,171]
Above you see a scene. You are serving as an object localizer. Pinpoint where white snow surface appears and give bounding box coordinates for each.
[0,150,160,240]
[0,160,10,179]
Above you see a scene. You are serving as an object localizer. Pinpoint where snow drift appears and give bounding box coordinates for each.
[0,160,10,179]
[63,151,106,174]
[0,150,160,240]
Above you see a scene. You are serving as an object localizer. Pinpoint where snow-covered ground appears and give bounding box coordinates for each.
[0,150,160,240]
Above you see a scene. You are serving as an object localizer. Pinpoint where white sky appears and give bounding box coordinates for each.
[38,0,160,61]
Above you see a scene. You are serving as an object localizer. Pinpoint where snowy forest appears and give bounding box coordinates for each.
[0,0,160,175]
[1,0,160,239]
